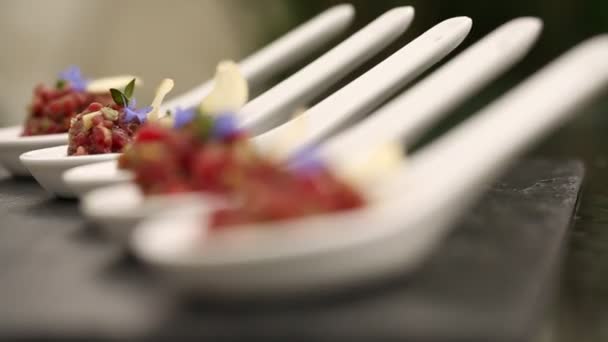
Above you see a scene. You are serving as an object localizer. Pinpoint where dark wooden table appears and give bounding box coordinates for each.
[0,159,583,341]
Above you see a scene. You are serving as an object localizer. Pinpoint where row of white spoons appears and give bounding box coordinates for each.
[0,5,607,295]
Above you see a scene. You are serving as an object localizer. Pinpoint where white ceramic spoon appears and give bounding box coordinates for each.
[131,35,608,296]
[63,6,415,197]
[87,15,532,243]
[251,16,472,154]
[24,7,414,198]
[0,127,68,176]
[80,16,474,243]
[66,14,465,198]
[320,17,542,167]
[161,4,355,111]
[0,4,354,178]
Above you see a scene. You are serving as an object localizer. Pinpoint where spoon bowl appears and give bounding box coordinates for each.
[20,145,119,198]
[0,126,67,176]
[82,183,224,244]
[132,198,439,296]
[63,160,132,197]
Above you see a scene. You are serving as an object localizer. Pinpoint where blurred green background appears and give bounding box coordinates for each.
[2,1,608,341]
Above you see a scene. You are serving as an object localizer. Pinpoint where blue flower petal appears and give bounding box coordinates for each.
[212,112,240,139]
[124,104,152,124]
[173,107,197,129]
[124,107,139,123]
[135,106,152,123]
[287,144,326,175]
[129,98,137,109]
[58,65,88,92]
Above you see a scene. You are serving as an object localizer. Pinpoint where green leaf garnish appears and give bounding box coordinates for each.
[56,79,66,90]
[109,78,137,107]
[110,88,127,106]
[124,78,136,99]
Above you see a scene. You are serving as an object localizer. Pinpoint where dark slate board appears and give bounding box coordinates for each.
[0,159,584,341]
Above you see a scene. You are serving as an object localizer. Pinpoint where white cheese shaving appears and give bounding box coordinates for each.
[268,107,309,161]
[101,107,119,121]
[86,76,142,94]
[331,141,404,191]
[157,116,175,128]
[82,111,102,130]
[199,60,248,115]
[147,79,175,121]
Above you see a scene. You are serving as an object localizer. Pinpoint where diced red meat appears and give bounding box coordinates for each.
[67,103,142,156]
[118,117,366,229]
[22,84,113,136]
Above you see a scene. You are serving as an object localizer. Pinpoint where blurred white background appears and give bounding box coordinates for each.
[0,0,295,125]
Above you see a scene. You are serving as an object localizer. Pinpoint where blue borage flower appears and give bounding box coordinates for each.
[286,144,327,175]
[58,65,88,92]
[173,110,243,139]
[173,107,197,129]
[212,112,240,139]
[124,98,152,123]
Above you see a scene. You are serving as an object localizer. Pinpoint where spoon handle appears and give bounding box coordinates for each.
[407,35,608,198]
[239,7,415,134]
[161,4,355,112]
[254,16,473,155]
[323,17,543,159]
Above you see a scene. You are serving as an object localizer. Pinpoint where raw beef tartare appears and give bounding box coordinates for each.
[119,111,254,194]
[210,161,366,228]
[67,102,142,156]
[119,60,366,228]
[119,112,366,227]
[22,67,113,136]
[67,78,174,156]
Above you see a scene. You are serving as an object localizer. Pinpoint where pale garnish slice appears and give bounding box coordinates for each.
[147,79,175,121]
[267,106,309,161]
[86,76,142,94]
[101,107,119,121]
[199,61,249,115]
[157,116,175,128]
[331,141,404,192]
[82,111,102,130]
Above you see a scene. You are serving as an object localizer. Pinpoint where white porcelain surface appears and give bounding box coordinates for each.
[239,7,415,134]
[20,145,119,198]
[82,184,225,244]
[321,17,543,161]
[252,16,473,155]
[132,199,441,296]
[0,126,68,177]
[64,160,132,197]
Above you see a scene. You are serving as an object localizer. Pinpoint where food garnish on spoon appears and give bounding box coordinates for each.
[22,66,139,136]
[117,59,404,228]
[209,140,404,228]
[67,78,174,156]
[118,61,252,194]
